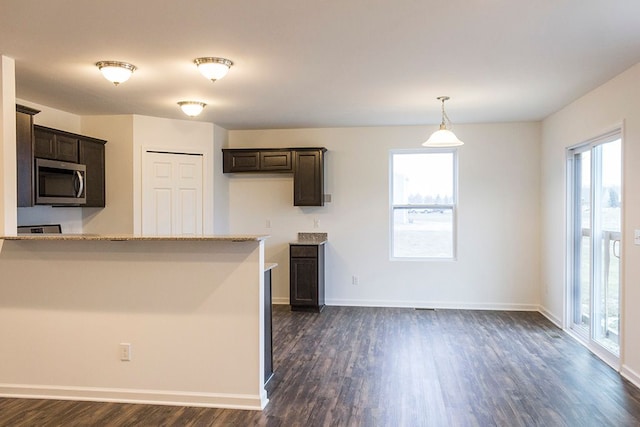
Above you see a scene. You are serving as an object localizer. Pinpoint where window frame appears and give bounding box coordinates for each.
[389,147,459,261]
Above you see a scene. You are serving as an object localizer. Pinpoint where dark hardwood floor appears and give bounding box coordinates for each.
[2,306,640,426]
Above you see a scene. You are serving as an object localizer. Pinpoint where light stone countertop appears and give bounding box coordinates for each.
[290,232,328,245]
[0,234,270,242]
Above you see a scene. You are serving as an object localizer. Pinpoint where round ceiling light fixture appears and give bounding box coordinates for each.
[194,57,233,82]
[178,101,207,117]
[95,61,137,86]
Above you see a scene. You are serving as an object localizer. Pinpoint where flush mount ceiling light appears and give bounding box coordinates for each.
[95,61,137,86]
[194,57,233,82]
[178,101,207,117]
[423,96,464,147]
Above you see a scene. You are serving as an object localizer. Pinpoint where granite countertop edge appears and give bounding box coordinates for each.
[290,238,328,245]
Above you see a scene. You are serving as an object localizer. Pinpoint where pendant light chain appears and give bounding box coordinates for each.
[437,96,453,130]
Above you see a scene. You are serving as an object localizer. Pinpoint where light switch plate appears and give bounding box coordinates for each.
[634,230,640,245]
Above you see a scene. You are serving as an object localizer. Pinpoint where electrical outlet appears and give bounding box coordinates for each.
[119,343,132,361]
[266,219,272,228]
[635,229,640,245]
[352,275,359,285]
[313,219,320,228]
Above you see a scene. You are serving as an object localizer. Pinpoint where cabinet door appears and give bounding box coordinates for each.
[55,134,79,162]
[16,111,34,207]
[79,139,106,207]
[290,257,318,306]
[33,128,57,160]
[293,149,324,206]
[33,128,78,162]
[223,150,260,172]
[260,150,292,171]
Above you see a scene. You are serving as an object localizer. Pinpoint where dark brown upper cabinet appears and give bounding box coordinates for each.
[261,150,293,172]
[16,105,40,207]
[34,126,80,163]
[293,149,324,206]
[222,147,326,206]
[16,116,107,207]
[223,149,293,173]
[79,138,106,207]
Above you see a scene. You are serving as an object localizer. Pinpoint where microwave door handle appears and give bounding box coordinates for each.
[76,170,84,198]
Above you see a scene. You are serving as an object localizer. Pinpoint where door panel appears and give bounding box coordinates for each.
[142,152,203,236]
[569,134,621,359]
[153,188,172,235]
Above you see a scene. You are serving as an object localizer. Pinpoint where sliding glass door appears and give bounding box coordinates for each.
[568,132,621,360]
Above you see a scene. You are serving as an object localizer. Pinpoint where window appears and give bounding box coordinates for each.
[390,149,458,259]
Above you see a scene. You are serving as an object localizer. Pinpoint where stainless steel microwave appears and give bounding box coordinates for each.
[35,158,86,205]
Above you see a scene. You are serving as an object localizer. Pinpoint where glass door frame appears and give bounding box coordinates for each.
[565,127,623,370]
[567,144,591,340]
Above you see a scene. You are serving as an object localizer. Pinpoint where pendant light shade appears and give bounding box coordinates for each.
[96,61,137,86]
[423,96,464,147]
[424,128,464,147]
[178,101,206,117]
[194,57,233,82]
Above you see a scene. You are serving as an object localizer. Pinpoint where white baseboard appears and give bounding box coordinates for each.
[272,297,289,305]
[538,305,562,327]
[621,365,640,389]
[325,299,539,311]
[0,384,267,410]
[274,297,540,311]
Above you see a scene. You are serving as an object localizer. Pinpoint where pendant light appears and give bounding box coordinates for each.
[194,57,233,82]
[178,101,206,117]
[423,96,464,147]
[95,61,137,86]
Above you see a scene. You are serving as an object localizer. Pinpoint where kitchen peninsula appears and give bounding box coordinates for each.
[0,234,270,410]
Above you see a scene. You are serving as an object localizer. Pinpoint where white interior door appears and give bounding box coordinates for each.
[142,151,203,236]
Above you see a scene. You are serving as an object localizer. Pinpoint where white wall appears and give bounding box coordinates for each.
[213,124,229,234]
[81,115,135,234]
[0,56,17,235]
[227,123,541,308]
[19,99,81,132]
[541,62,640,386]
[0,238,267,409]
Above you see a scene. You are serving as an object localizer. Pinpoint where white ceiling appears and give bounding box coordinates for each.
[2,1,640,130]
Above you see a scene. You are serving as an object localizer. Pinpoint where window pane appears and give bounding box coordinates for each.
[392,152,454,204]
[393,207,453,258]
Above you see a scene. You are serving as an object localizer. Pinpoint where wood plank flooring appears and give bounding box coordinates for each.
[2,306,640,426]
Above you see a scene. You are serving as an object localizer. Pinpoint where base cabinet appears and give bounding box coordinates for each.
[289,243,325,312]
